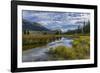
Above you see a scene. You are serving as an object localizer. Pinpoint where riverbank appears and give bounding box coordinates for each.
[48,36,90,60]
[22,34,89,50]
[22,36,73,62]
[22,35,90,62]
[23,34,62,50]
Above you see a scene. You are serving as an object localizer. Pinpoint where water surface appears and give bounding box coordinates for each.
[22,37,73,62]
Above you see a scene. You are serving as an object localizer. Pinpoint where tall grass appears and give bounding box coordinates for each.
[22,34,62,50]
[48,36,90,60]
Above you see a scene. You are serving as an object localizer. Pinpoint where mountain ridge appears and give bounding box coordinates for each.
[22,19,51,31]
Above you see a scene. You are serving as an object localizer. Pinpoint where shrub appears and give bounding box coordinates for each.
[48,36,90,60]
[49,46,77,60]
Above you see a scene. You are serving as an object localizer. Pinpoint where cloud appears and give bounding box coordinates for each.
[22,10,90,32]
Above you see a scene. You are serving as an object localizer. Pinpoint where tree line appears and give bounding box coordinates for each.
[64,21,90,35]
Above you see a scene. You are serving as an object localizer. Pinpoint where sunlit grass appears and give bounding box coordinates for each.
[48,36,90,60]
[22,34,62,50]
[22,34,90,60]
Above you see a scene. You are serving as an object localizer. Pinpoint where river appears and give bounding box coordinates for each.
[22,37,73,62]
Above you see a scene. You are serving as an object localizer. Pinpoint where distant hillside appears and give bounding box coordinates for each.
[22,19,50,31]
[65,21,90,34]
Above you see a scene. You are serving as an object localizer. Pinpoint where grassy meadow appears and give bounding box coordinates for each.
[48,36,90,60]
[22,33,90,60]
[22,34,62,50]
[22,11,91,62]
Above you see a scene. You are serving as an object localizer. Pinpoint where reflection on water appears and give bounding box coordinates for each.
[48,37,73,48]
[22,37,73,62]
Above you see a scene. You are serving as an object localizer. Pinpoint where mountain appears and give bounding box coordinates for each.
[22,19,50,31]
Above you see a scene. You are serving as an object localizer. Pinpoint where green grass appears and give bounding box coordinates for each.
[48,36,90,60]
[22,33,90,60]
[22,34,62,50]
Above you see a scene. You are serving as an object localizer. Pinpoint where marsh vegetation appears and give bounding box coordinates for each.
[48,36,90,60]
[22,34,90,62]
[22,11,90,62]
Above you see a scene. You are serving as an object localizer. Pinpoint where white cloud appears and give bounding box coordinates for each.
[23,10,90,32]
[38,21,51,26]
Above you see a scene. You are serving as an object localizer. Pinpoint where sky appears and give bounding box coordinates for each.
[22,10,90,32]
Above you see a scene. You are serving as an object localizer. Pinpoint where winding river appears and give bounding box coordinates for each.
[22,37,73,62]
